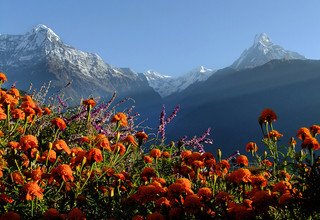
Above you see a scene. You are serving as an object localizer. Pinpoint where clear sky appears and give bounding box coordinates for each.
[1,0,320,76]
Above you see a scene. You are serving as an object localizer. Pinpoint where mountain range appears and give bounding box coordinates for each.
[1,24,316,154]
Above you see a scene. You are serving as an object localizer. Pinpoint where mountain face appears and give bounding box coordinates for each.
[164,59,320,155]
[144,66,215,97]
[0,24,160,105]
[231,33,306,70]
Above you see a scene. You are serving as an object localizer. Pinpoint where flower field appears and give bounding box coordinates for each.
[0,72,319,219]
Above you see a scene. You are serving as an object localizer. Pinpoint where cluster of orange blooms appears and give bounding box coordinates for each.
[0,72,319,219]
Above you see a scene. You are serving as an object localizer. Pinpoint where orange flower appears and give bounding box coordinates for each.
[0,211,20,220]
[259,108,277,124]
[124,134,138,146]
[41,149,57,163]
[111,112,128,127]
[53,140,71,154]
[86,148,103,163]
[181,150,192,159]
[20,135,38,151]
[0,72,7,82]
[11,108,25,120]
[251,190,272,207]
[94,134,111,151]
[0,194,13,204]
[150,148,161,158]
[297,127,312,141]
[268,130,283,140]
[144,156,153,163]
[310,125,320,136]
[51,117,67,130]
[215,159,230,176]
[83,98,96,108]
[197,187,213,201]
[228,168,251,184]
[43,107,51,115]
[250,175,268,188]
[135,131,148,141]
[279,192,293,205]
[0,108,6,120]
[52,164,74,182]
[246,142,258,152]
[175,178,192,189]
[67,208,86,220]
[273,181,292,194]
[215,191,233,204]
[111,143,126,155]
[168,183,193,199]
[261,159,273,167]
[43,208,61,220]
[132,215,144,220]
[236,155,249,166]
[301,136,320,150]
[7,87,19,98]
[11,171,24,185]
[23,182,44,200]
[184,194,202,214]
[31,167,43,181]
[161,151,170,158]
[141,167,157,181]
[8,141,21,150]
[146,212,165,220]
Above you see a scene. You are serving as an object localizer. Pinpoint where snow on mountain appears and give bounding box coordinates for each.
[144,66,215,97]
[0,24,157,102]
[231,33,306,70]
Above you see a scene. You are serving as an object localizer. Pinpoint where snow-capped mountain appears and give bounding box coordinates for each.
[144,66,215,97]
[231,33,306,70]
[0,24,159,103]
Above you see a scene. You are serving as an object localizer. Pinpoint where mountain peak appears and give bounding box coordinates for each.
[231,33,305,70]
[253,33,272,47]
[29,24,60,43]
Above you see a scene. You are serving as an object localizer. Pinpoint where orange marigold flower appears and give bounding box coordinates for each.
[43,107,51,115]
[149,148,161,158]
[250,175,268,188]
[86,148,103,163]
[8,141,21,150]
[251,190,272,207]
[155,197,171,208]
[175,178,192,189]
[259,108,277,124]
[144,156,153,163]
[20,135,38,151]
[297,127,312,141]
[31,167,43,181]
[215,191,234,203]
[135,131,148,140]
[0,194,13,204]
[168,183,193,199]
[246,142,258,152]
[215,159,230,176]
[146,212,165,220]
[268,130,283,140]
[261,159,273,167]
[7,87,20,98]
[0,211,21,220]
[278,170,291,181]
[197,187,213,201]
[23,181,44,200]
[52,164,74,182]
[181,150,192,159]
[184,194,202,214]
[272,181,292,194]
[124,134,138,146]
[53,140,71,155]
[1,93,16,106]
[161,151,170,158]
[141,167,157,181]
[94,134,111,151]
[191,160,205,169]
[301,136,320,150]
[43,208,61,220]
[132,215,144,220]
[310,125,320,136]
[279,192,293,205]
[51,117,67,130]
[0,130,3,137]
[0,72,7,82]
[83,98,96,108]
[0,109,6,120]
[236,155,249,167]
[41,149,57,163]
[111,143,126,155]
[67,207,86,220]
[228,168,251,184]
[111,112,128,127]
[11,108,25,120]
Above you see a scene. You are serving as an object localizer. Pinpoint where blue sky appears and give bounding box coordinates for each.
[1,0,320,76]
